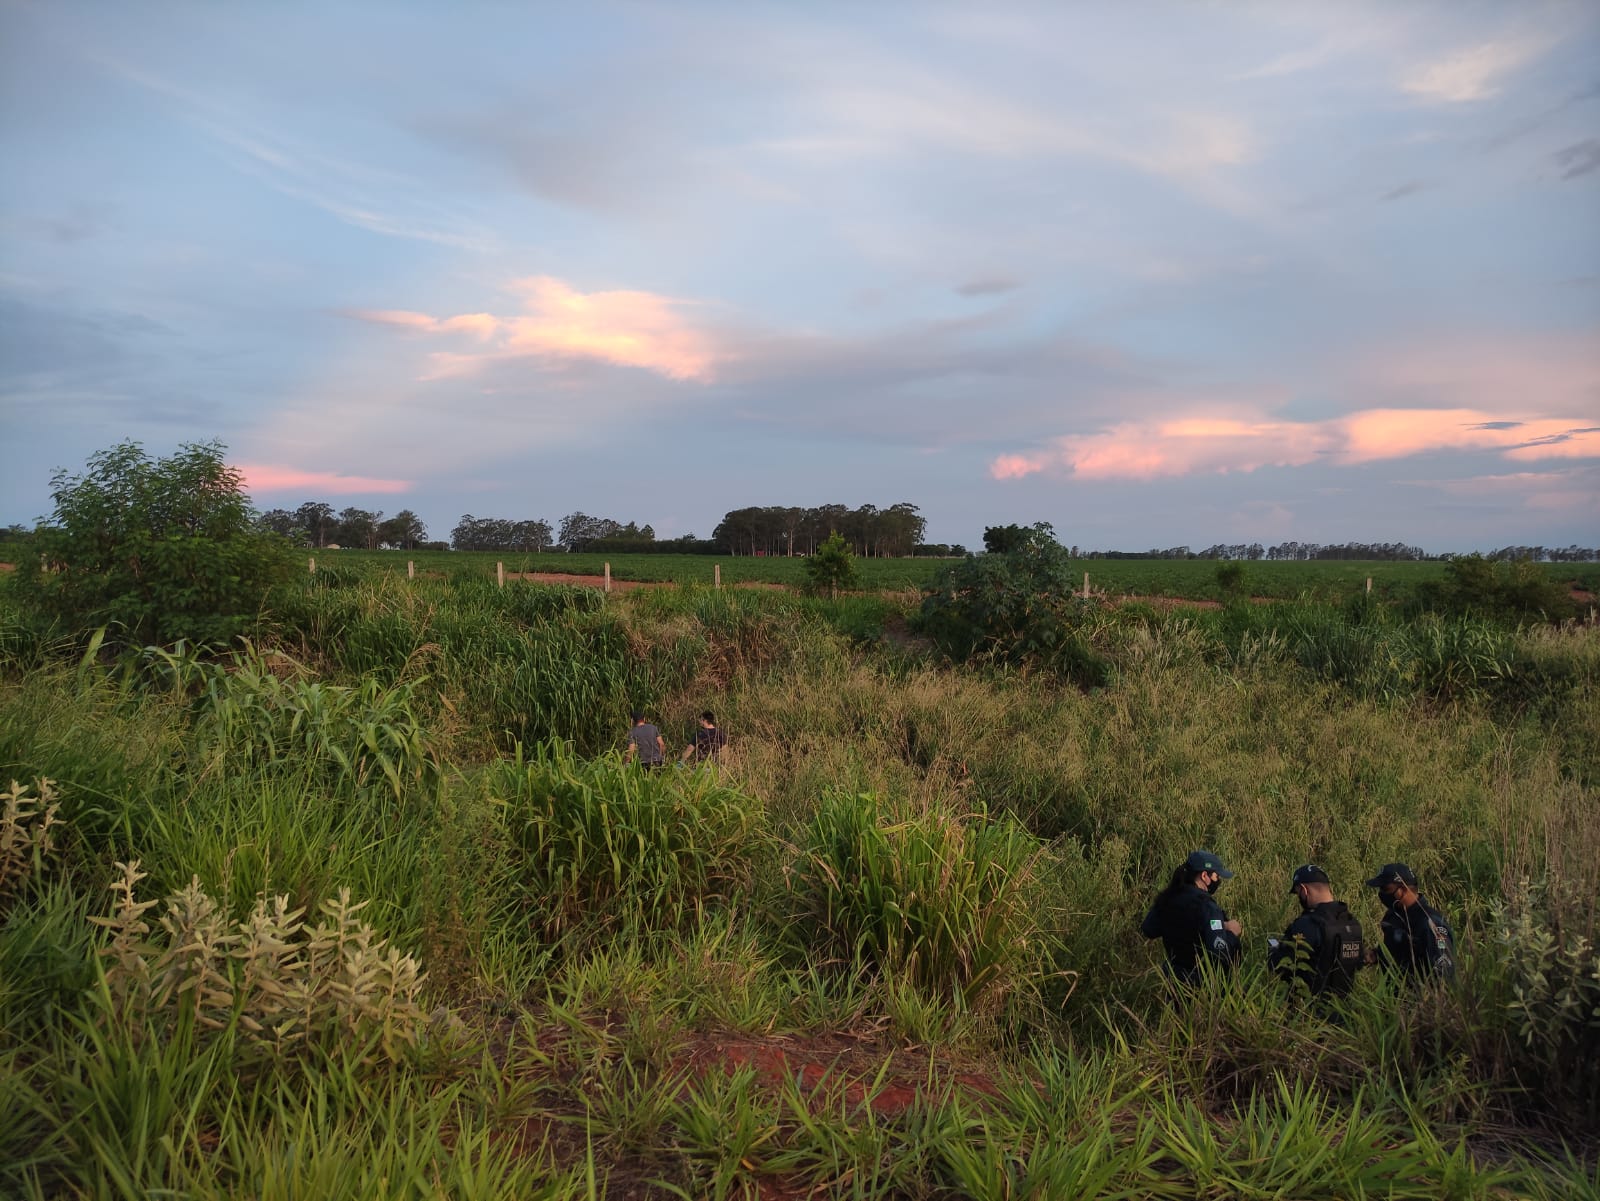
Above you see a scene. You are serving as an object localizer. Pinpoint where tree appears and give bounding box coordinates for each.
[983,523,1040,554]
[295,501,335,548]
[337,507,381,550]
[804,532,859,599]
[377,509,428,550]
[18,439,295,648]
[917,522,1108,686]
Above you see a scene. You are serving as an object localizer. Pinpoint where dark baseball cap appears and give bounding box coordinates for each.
[1185,849,1233,878]
[1365,862,1417,888]
[1289,864,1331,891]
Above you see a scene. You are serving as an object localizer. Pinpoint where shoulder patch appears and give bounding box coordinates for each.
[1210,919,1225,931]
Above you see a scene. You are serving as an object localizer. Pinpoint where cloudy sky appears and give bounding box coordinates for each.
[2,1,1597,551]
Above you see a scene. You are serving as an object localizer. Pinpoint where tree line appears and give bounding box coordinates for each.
[257,503,432,550]
[712,503,928,557]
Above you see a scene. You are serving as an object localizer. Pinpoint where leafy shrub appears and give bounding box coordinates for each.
[917,524,1111,686]
[1414,554,1577,624]
[1488,883,1600,1127]
[789,793,1050,1011]
[92,861,427,1063]
[17,440,295,648]
[494,741,767,944]
[804,531,860,599]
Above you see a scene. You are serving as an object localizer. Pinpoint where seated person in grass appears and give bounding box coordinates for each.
[1365,862,1455,983]
[1140,849,1242,987]
[1269,864,1365,1000]
[624,709,665,769]
[680,710,727,764]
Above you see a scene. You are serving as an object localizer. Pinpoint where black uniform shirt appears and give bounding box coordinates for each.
[1378,894,1455,982]
[1140,885,1240,983]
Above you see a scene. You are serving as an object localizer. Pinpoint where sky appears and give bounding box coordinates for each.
[2,1,1597,552]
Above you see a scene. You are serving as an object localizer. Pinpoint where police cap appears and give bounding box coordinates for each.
[1185,849,1233,878]
[1364,862,1418,889]
[1289,863,1331,892]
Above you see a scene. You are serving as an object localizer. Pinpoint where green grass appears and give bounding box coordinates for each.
[1,567,1597,1196]
[324,548,1600,602]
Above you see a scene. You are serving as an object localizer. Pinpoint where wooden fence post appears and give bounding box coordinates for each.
[1082,572,1089,599]
[1366,577,1372,594]
[308,557,315,575]
[408,560,415,579]
[497,562,504,588]
[714,564,721,590]
[604,562,611,594]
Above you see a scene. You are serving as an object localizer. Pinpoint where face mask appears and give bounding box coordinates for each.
[1206,877,1222,895]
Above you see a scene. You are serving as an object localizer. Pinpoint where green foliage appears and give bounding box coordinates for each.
[803,531,859,599]
[917,522,1111,685]
[153,643,437,801]
[1488,883,1600,1126]
[1416,553,1579,624]
[494,741,769,946]
[789,793,1050,1011]
[982,522,1038,554]
[17,440,295,648]
[1215,561,1246,598]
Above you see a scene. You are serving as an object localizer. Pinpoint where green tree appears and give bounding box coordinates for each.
[804,531,859,599]
[377,509,428,550]
[917,522,1109,685]
[18,439,295,647]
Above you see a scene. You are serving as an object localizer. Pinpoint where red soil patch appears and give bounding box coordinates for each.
[672,1030,1005,1118]
[0,562,14,572]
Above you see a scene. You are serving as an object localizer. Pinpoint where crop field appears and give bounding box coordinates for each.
[2,563,1598,1197]
[324,548,1600,603]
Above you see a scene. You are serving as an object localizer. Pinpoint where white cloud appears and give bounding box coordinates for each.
[1401,38,1545,103]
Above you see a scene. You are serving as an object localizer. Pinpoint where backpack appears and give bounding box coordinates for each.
[1312,903,1365,994]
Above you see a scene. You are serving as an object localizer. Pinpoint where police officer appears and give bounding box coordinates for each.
[1139,849,1242,986]
[1365,862,1455,982]
[1269,864,1364,999]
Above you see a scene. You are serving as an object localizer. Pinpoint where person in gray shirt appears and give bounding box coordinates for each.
[624,709,665,768]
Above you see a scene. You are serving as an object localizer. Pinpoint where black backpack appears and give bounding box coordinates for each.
[1312,903,1365,994]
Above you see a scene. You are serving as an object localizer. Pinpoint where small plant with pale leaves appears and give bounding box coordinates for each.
[92,861,427,1061]
[0,778,61,911]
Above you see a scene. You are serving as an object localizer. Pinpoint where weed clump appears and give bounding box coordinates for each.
[789,793,1053,1013]
[495,741,768,946]
[92,861,427,1063]
[0,779,60,911]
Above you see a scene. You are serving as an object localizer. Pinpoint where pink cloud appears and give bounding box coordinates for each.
[991,408,1600,482]
[348,275,719,383]
[237,464,412,495]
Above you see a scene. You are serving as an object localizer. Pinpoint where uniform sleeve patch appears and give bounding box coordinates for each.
[1210,919,1225,931]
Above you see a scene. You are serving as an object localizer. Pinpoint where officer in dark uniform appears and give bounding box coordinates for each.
[1269,864,1365,999]
[1139,849,1242,986]
[1365,862,1455,982]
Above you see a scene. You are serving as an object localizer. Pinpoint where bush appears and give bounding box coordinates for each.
[917,524,1110,686]
[494,741,768,945]
[789,793,1050,1011]
[17,440,295,648]
[804,532,859,599]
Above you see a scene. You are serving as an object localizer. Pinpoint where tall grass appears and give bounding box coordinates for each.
[1,564,1596,1194]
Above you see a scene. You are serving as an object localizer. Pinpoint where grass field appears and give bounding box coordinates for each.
[2,568,1598,1197]
[322,548,1600,602]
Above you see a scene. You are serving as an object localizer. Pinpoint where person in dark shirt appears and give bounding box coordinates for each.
[680,710,727,765]
[1269,864,1365,999]
[1365,862,1455,982]
[624,709,666,768]
[1140,849,1243,987]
